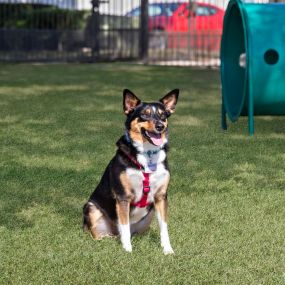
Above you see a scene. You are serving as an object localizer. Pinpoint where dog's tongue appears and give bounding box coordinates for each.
[148,132,163,146]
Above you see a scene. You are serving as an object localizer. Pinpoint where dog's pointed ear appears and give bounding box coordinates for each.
[159,89,179,115]
[123,89,141,115]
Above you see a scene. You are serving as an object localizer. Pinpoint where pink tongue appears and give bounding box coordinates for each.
[149,133,163,146]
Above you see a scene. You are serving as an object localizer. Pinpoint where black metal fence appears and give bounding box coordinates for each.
[0,0,142,62]
[0,0,271,66]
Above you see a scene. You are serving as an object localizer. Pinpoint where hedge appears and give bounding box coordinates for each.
[0,3,88,30]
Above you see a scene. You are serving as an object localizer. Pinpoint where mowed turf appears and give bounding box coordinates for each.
[0,63,284,285]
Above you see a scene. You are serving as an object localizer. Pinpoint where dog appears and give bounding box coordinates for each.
[83,88,179,254]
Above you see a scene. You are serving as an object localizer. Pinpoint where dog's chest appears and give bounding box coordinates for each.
[126,164,169,224]
[126,163,169,204]
[125,146,169,223]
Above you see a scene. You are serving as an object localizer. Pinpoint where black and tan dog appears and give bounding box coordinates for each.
[83,89,179,254]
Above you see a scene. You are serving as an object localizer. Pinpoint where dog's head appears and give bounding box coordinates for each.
[123,89,179,147]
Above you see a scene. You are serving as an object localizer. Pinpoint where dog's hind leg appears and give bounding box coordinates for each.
[83,202,117,239]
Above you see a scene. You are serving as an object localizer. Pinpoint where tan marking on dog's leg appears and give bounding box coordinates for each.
[154,180,174,255]
[116,200,130,225]
[155,196,168,220]
[88,206,105,240]
[116,191,132,252]
[154,176,169,222]
[87,204,117,239]
[119,172,135,203]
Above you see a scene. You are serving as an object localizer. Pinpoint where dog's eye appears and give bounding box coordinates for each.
[159,113,167,121]
[141,110,151,120]
[157,109,167,121]
[139,113,149,121]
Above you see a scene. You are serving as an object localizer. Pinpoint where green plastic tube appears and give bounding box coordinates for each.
[220,0,285,134]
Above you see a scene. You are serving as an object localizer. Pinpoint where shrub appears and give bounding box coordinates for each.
[0,3,88,30]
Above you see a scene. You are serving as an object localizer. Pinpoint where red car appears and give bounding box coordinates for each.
[129,2,225,51]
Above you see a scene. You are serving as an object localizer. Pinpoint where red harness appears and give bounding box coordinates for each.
[131,172,150,208]
[123,152,151,208]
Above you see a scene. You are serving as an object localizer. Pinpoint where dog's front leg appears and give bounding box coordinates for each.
[154,193,174,255]
[116,199,132,252]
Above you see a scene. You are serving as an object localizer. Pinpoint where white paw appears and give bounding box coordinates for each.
[123,243,132,252]
[119,223,132,252]
[163,245,174,255]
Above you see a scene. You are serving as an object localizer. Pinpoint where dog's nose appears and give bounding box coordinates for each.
[155,122,164,132]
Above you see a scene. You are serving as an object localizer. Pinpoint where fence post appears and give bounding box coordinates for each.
[91,0,100,60]
[140,0,149,62]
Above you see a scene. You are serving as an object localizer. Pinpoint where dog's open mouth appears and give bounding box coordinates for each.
[143,130,163,146]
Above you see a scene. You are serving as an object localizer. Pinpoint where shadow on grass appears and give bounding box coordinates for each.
[0,160,95,230]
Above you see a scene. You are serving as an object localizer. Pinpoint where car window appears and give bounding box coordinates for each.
[195,6,217,16]
[184,4,217,16]
[128,3,180,17]
[129,7,140,16]
[195,6,210,16]
[149,5,163,16]
[165,3,180,16]
[209,8,217,15]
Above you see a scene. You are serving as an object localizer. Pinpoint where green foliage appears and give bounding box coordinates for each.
[0,63,284,285]
[0,3,88,29]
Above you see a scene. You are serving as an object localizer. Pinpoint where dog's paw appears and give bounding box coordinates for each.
[163,246,174,255]
[123,243,132,252]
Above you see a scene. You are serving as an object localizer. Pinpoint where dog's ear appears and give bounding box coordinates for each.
[123,89,141,115]
[159,89,179,115]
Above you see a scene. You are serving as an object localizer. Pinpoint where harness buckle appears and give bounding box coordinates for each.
[143,186,150,194]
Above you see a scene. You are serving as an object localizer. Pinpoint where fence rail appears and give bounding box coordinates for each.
[0,0,276,66]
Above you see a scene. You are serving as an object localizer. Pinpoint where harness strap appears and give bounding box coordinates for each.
[131,172,151,208]
[123,152,143,170]
[119,147,151,208]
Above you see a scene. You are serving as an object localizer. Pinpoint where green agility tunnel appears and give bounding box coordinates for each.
[220,0,285,135]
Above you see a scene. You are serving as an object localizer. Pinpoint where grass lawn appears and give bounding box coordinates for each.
[0,63,284,285]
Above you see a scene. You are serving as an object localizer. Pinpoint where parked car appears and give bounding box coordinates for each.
[165,2,225,51]
[126,2,181,18]
[127,2,225,51]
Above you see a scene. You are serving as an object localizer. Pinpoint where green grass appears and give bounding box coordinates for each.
[0,63,284,285]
